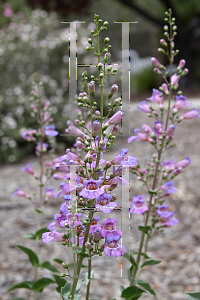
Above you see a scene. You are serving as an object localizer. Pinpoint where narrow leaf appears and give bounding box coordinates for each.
[17,245,39,267]
[7,281,33,292]
[35,208,44,214]
[84,270,94,286]
[53,258,64,265]
[39,261,59,273]
[35,227,49,239]
[76,280,83,293]
[132,252,150,259]
[141,259,161,267]
[11,298,25,300]
[186,292,200,300]
[23,233,35,240]
[32,277,55,292]
[123,252,138,269]
[137,280,156,296]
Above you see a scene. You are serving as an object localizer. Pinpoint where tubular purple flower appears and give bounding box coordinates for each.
[42,229,66,244]
[65,125,85,137]
[79,179,104,199]
[160,182,177,194]
[111,124,119,135]
[101,218,122,239]
[147,89,163,105]
[44,188,55,201]
[104,235,127,257]
[142,124,155,136]
[95,193,117,213]
[104,110,124,127]
[45,125,59,137]
[130,195,148,215]
[11,187,31,199]
[21,162,35,176]
[151,57,162,68]
[180,108,200,120]
[162,83,169,94]
[166,124,175,137]
[175,157,190,169]
[89,217,101,234]
[127,129,154,143]
[137,101,152,113]
[172,95,192,112]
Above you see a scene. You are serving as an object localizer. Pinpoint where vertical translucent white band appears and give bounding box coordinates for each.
[114,22,138,137]
[61,21,85,123]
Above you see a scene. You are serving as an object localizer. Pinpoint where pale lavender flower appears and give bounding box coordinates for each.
[104,235,127,257]
[147,89,163,105]
[42,229,66,244]
[79,179,104,199]
[180,108,200,120]
[101,218,122,239]
[95,193,117,213]
[160,182,177,194]
[137,101,152,113]
[130,195,148,215]
[172,95,192,112]
[45,125,59,137]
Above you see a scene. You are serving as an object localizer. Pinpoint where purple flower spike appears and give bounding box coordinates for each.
[130,195,148,215]
[95,193,117,213]
[45,125,59,137]
[79,179,104,199]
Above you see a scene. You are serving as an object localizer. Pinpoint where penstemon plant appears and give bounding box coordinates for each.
[8,9,200,300]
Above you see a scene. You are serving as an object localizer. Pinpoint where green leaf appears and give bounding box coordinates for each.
[137,280,156,296]
[53,275,66,294]
[77,247,90,258]
[17,245,39,267]
[186,292,200,300]
[123,252,138,269]
[35,227,49,239]
[67,262,87,269]
[53,258,64,265]
[121,285,146,299]
[61,282,71,300]
[141,259,161,267]
[32,277,55,292]
[138,226,152,234]
[39,261,59,273]
[75,280,83,293]
[23,233,35,240]
[35,208,44,214]
[120,285,125,293]
[11,298,25,300]
[84,270,94,286]
[132,252,150,259]
[7,281,33,292]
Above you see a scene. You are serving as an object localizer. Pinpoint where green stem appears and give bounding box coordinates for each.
[70,212,94,300]
[86,254,92,300]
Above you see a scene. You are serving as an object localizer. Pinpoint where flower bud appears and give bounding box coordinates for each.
[114,98,120,105]
[182,68,189,75]
[88,81,95,93]
[103,52,111,63]
[178,59,185,69]
[151,57,162,68]
[111,124,119,135]
[160,39,167,47]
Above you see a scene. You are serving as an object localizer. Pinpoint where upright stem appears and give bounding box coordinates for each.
[86,254,92,300]
[70,212,94,300]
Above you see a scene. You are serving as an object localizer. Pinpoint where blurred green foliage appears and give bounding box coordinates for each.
[131,67,158,93]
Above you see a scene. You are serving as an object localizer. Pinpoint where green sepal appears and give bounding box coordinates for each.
[84,270,94,285]
[148,190,157,195]
[138,226,152,235]
[136,279,156,296]
[23,233,35,240]
[123,252,138,269]
[141,259,161,267]
[32,277,55,292]
[7,281,33,292]
[61,282,71,300]
[77,247,90,258]
[53,274,66,294]
[17,245,39,267]
[186,292,200,300]
[35,227,49,239]
[39,261,59,273]
[121,285,146,299]
[35,208,44,214]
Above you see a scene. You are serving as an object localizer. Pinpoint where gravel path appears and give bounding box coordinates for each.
[1,98,200,300]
